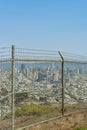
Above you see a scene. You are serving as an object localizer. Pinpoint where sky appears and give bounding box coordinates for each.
[0,0,87,55]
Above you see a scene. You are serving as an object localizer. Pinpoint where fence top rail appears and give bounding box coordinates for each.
[15,58,87,64]
[15,58,61,62]
[0,46,87,63]
[0,58,87,64]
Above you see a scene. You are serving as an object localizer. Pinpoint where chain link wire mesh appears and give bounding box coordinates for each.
[14,48,62,129]
[64,62,87,114]
[0,47,12,130]
[0,46,87,130]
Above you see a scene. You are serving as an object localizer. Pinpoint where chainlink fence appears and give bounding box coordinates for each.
[0,47,12,130]
[0,45,87,130]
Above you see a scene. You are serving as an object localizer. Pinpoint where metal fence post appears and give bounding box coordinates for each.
[11,45,15,130]
[58,51,64,115]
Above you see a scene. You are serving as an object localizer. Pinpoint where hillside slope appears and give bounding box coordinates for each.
[27,110,87,130]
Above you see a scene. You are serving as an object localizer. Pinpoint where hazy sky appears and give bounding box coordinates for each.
[0,0,87,55]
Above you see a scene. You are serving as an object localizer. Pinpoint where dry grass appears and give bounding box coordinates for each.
[1,104,87,130]
[25,110,87,130]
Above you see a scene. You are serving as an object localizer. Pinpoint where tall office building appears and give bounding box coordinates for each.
[21,64,26,75]
[21,64,26,71]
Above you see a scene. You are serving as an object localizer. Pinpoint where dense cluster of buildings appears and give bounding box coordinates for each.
[0,62,87,116]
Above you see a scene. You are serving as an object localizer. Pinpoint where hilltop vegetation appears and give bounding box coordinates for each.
[75,128,87,130]
[15,104,59,117]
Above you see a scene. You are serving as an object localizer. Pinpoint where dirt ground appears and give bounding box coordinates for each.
[0,109,87,130]
[26,110,87,130]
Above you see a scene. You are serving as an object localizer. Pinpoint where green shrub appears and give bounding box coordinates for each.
[75,127,87,130]
[15,104,58,117]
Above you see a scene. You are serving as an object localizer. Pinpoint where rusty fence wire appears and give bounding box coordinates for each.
[0,45,87,130]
